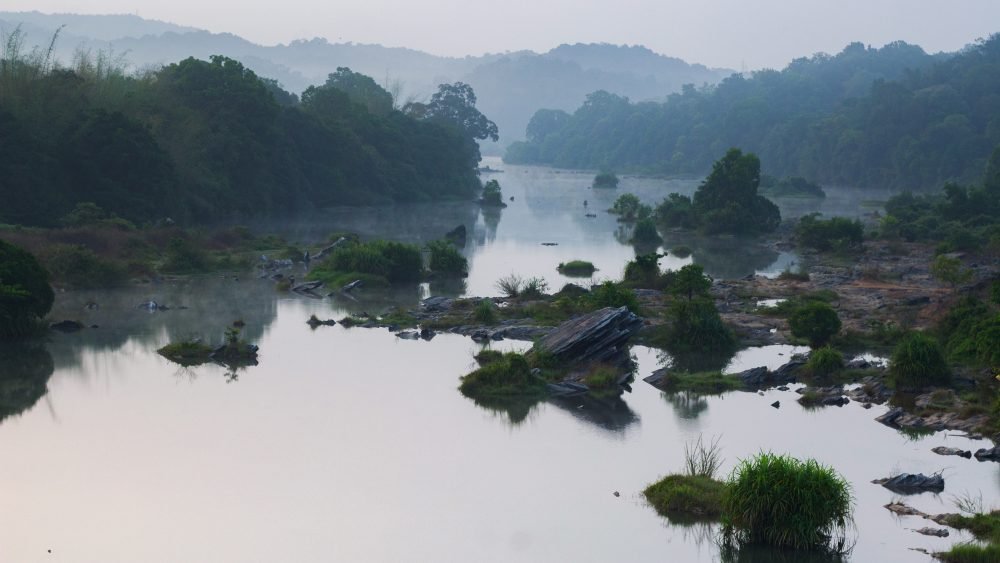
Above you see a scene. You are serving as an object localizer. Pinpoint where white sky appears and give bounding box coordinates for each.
[7,0,1000,69]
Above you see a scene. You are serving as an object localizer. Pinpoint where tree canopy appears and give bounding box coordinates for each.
[0,240,54,339]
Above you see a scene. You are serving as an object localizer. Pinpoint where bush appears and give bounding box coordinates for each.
[611,193,650,221]
[795,213,864,252]
[931,254,973,288]
[890,332,951,388]
[0,240,54,339]
[495,274,524,298]
[593,172,619,188]
[644,474,725,520]
[723,453,853,551]
[557,260,596,277]
[318,240,423,284]
[807,346,844,377]
[664,298,736,354]
[938,297,1000,368]
[623,254,662,288]
[427,240,468,276]
[481,179,505,206]
[42,244,128,288]
[631,217,662,244]
[162,237,211,273]
[655,194,697,230]
[59,202,135,230]
[589,281,639,313]
[668,263,712,301]
[789,302,841,348]
[458,352,544,398]
[520,277,549,298]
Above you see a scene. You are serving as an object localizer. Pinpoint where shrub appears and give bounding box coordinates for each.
[588,281,639,313]
[42,244,128,288]
[938,297,1000,368]
[668,263,712,301]
[655,194,697,230]
[473,299,497,325]
[481,179,505,206]
[321,240,423,284]
[611,193,650,221]
[582,364,619,390]
[807,346,844,377]
[162,236,210,273]
[931,254,973,288]
[557,260,596,277]
[623,254,662,288]
[427,240,468,276]
[670,245,692,258]
[789,302,841,348]
[664,298,736,354]
[795,213,863,252]
[723,453,853,551]
[521,277,549,298]
[474,349,504,366]
[992,280,1000,306]
[593,172,619,188]
[458,352,543,398]
[59,202,135,230]
[631,217,662,245]
[495,274,524,298]
[890,332,951,388]
[0,240,54,339]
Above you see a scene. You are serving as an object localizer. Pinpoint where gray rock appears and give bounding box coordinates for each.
[771,359,806,382]
[873,473,945,494]
[974,446,1000,462]
[50,320,85,332]
[931,446,972,459]
[421,296,454,313]
[913,527,949,537]
[396,331,420,340]
[735,366,770,386]
[536,306,643,365]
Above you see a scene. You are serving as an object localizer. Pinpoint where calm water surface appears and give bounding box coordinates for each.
[0,162,991,562]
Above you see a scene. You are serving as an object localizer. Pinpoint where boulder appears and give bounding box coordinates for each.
[913,527,949,537]
[306,315,337,328]
[50,320,85,332]
[771,358,806,382]
[536,306,643,365]
[735,366,769,386]
[292,280,324,293]
[873,473,945,494]
[974,446,1000,462]
[396,331,420,340]
[932,446,972,459]
[341,280,363,292]
[421,296,454,313]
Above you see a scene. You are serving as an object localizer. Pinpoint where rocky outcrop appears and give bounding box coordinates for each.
[974,446,1000,462]
[875,406,990,434]
[536,306,643,365]
[873,473,945,494]
[932,446,972,459]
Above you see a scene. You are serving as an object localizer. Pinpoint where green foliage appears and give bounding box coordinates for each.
[807,346,844,377]
[880,182,999,250]
[931,254,973,288]
[59,202,135,230]
[161,237,210,273]
[0,239,54,339]
[795,214,864,252]
[505,38,1000,192]
[42,244,127,288]
[890,332,951,388]
[520,277,549,299]
[631,218,662,245]
[427,240,468,276]
[623,253,664,289]
[474,349,504,366]
[473,299,497,325]
[669,264,712,301]
[481,179,505,207]
[314,240,423,285]
[938,297,1000,368]
[992,280,1000,306]
[695,149,781,235]
[495,274,525,298]
[611,193,650,221]
[722,453,853,551]
[0,54,482,227]
[937,544,1000,563]
[458,352,544,399]
[644,474,725,520]
[655,194,697,229]
[589,281,639,313]
[157,341,215,367]
[557,260,596,277]
[582,364,619,391]
[939,511,1000,563]
[663,298,736,355]
[789,302,842,348]
[593,172,619,188]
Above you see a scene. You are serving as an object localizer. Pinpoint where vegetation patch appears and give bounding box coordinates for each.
[644,475,725,520]
[789,301,842,348]
[593,172,619,188]
[890,332,950,388]
[458,352,546,400]
[308,239,423,287]
[0,240,54,340]
[427,240,468,276]
[658,371,742,394]
[760,176,826,198]
[806,346,845,377]
[795,213,864,252]
[557,260,597,277]
[722,453,853,551]
[937,511,1000,563]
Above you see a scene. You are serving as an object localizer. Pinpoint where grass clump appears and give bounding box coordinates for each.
[589,280,639,313]
[937,543,1000,563]
[937,510,1000,563]
[582,363,619,392]
[309,239,422,286]
[458,352,545,399]
[157,341,215,366]
[722,453,853,552]
[807,346,844,377]
[644,436,726,520]
[890,331,950,388]
[474,349,504,366]
[473,299,497,325]
[557,260,596,277]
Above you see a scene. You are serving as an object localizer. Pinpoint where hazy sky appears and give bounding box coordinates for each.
[8,0,1000,68]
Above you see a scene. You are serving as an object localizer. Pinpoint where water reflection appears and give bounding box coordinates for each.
[719,544,849,563]
[547,393,639,433]
[0,342,54,423]
[663,391,710,422]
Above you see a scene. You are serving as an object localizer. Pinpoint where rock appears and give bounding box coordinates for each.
[735,366,770,386]
[974,446,1000,462]
[341,279,363,292]
[421,296,454,313]
[470,329,491,343]
[797,386,849,407]
[396,331,420,340]
[547,381,589,396]
[771,401,780,409]
[492,325,552,341]
[847,376,891,404]
[419,328,436,340]
[312,237,349,261]
[540,242,558,246]
[771,358,806,382]
[873,473,945,494]
[49,320,85,332]
[875,407,905,426]
[885,502,927,517]
[536,306,643,365]
[306,315,337,328]
[913,527,949,537]
[643,368,668,389]
[292,280,324,293]
[845,357,872,370]
[905,295,932,306]
[932,446,972,459]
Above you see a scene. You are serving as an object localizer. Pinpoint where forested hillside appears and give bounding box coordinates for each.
[0,43,485,227]
[506,37,1000,190]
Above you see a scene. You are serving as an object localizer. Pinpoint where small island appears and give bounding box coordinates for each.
[593,172,620,188]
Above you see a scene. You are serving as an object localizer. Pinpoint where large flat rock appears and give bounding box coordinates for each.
[537,306,643,364]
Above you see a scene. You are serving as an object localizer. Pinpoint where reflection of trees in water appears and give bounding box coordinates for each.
[658,348,734,375]
[719,543,849,563]
[663,391,709,421]
[464,394,542,426]
[547,392,639,433]
[0,342,54,424]
[478,208,502,244]
[428,277,468,298]
[660,233,780,280]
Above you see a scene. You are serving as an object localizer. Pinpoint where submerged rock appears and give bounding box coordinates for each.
[536,306,642,365]
[932,446,972,459]
[973,446,1000,462]
[306,315,337,328]
[873,473,945,494]
[913,527,949,537]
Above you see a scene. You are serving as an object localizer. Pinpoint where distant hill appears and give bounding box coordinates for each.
[0,12,733,149]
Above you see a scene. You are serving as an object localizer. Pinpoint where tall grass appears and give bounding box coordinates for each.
[723,453,853,551]
[684,434,724,479]
[890,331,950,388]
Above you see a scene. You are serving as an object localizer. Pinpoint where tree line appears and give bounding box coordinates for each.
[0,30,495,227]
[506,36,1000,190]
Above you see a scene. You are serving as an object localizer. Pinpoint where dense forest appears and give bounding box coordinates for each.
[0,33,489,227]
[506,36,1000,190]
